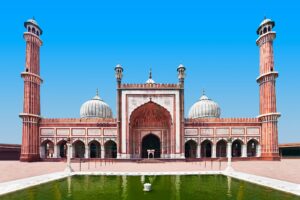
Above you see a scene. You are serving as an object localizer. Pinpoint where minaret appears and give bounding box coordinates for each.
[256,18,280,159]
[115,64,123,158]
[177,64,186,158]
[19,18,43,162]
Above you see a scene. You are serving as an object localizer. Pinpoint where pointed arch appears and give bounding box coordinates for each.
[73,140,85,158]
[40,139,54,159]
[201,140,212,158]
[57,140,67,158]
[232,139,243,157]
[185,140,197,158]
[216,139,227,157]
[89,140,101,158]
[141,133,161,158]
[104,140,117,158]
[129,101,172,128]
[247,139,259,157]
[129,101,172,158]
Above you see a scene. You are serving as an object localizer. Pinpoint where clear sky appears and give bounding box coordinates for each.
[0,0,299,144]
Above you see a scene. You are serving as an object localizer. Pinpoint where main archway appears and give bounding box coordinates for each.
[141,134,161,158]
[129,101,172,158]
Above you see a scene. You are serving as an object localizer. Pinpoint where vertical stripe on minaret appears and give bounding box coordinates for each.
[20,18,43,162]
[256,18,280,159]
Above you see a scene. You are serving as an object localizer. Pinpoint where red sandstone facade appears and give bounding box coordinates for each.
[20,18,280,161]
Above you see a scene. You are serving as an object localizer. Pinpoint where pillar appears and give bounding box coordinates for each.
[101,145,105,158]
[227,142,232,158]
[242,144,247,158]
[212,143,217,158]
[257,144,262,157]
[53,144,58,158]
[85,145,89,159]
[226,141,233,171]
[40,146,45,159]
[197,144,201,158]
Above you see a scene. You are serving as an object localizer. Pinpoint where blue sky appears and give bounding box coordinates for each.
[0,0,299,144]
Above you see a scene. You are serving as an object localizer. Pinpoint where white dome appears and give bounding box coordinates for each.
[188,94,221,119]
[146,78,155,84]
[259,18,272,27]
[26,18,39,26]
[80,92,113,118]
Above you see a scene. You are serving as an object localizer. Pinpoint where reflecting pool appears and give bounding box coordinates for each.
[1,175,299,200]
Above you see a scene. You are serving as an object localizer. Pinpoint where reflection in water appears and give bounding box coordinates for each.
[2,175,299,200]
[175,175,181,200]
[227,176,232,198]
[147,175,156,184]
[141,175,145,184]
[121,175,127,200]
[67,176,72,198]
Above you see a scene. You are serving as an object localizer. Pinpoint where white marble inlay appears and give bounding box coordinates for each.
[247,127,260,135]
[121,90,180,154]
[232,128,245,135]
[72,129,85,136]
[216,128,229,135]
[200,128,213,136]
[57,129,70,136]
[87,129,101,136]
[40,128,55,136]
[185,129,198,136]
[104,129,117,136]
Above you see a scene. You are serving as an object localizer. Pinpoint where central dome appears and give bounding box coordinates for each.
[188,93,221,119]
[80,91,113,118]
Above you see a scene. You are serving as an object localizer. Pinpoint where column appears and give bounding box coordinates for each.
[212,143,216,158]
[85,145,89,159]
[197,144,201,158]
[227,142,232,158]
[40,146,45,159]
[101,146,105,158]
[71,145,74,158]
[226,141,233,171]
[242,144,247,158]
[257,144,261,157]
[53,145,58,158]
[65,143,73,173]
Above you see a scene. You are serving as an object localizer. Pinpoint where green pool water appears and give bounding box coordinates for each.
[1,175,299,200]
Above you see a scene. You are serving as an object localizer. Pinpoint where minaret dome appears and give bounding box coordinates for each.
[256,17,275,36]
[24,17,43,37]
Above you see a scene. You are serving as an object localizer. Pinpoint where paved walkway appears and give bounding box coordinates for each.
[0,159,300,184]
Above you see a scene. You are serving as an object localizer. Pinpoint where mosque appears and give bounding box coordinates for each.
[19,17,280,161]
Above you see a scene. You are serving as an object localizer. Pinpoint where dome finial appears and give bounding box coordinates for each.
[149,67,152,79]
[96,88,99,96]
[202,88,205,96]
[146,67,155,84]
